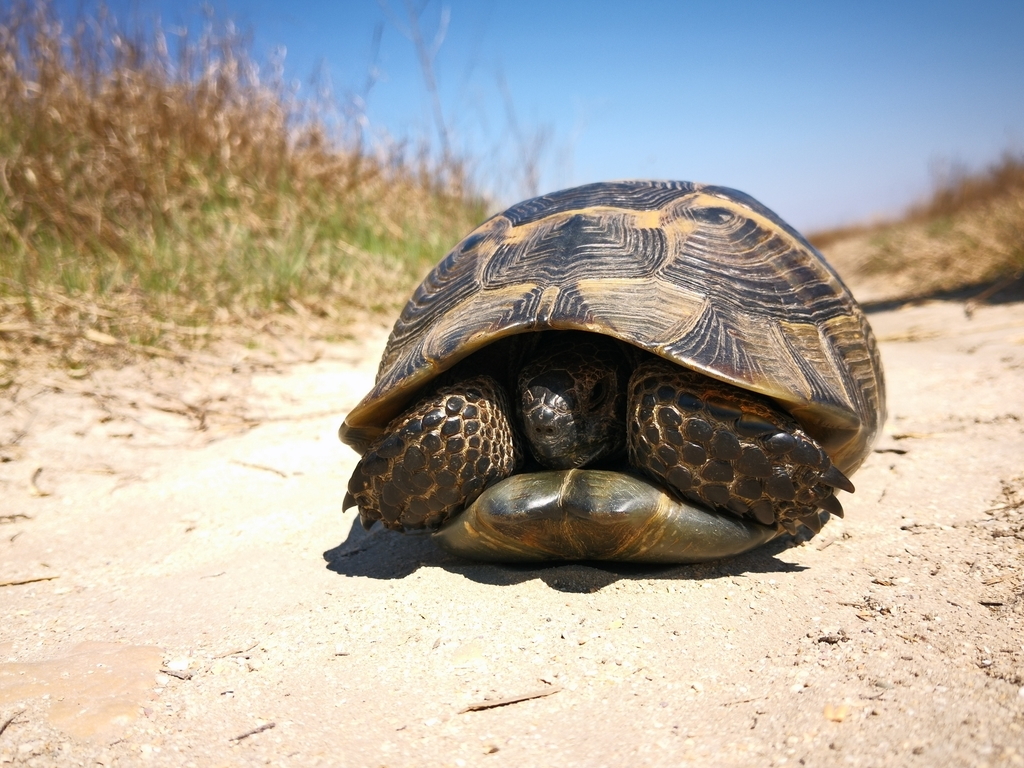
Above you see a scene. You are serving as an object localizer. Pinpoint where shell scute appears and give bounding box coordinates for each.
[481,211,668,289]
[340,181,885,475]
[501,180,698,226]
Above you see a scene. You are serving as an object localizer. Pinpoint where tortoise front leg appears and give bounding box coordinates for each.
[627,358,854,533]
[344,375,522,532]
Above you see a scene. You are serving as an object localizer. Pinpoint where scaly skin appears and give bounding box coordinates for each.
[345,343,853,534]
[344,375,522,531]
[517,333,628,469]
[628,358,853,531]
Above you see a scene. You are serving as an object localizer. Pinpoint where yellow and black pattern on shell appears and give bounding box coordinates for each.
[340,181,885,476]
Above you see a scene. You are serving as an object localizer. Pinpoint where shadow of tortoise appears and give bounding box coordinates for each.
[323,515,810,594]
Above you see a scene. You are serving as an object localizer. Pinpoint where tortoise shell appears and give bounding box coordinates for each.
[340,180,885,475]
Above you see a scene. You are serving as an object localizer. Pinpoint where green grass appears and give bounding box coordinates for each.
[0,1,486,369]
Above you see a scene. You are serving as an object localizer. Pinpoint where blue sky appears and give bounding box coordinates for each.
[61,1,1024,232]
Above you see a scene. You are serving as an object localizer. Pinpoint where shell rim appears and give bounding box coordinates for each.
[339,179,884,476]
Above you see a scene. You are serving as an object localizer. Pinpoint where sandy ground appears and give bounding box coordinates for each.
[1,294,1023,767]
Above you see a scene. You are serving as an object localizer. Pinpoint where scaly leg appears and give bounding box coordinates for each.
[628,358,854,532]
[345,375,522,531]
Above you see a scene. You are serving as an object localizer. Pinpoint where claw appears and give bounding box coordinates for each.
[343,491,357,511]
[781,519,799,535]
[359,509,377,530]
[800,511,823,533]
[819,464,855,493]
[818,493,845,518]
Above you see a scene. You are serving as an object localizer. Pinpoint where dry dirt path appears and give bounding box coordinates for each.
[1,298,1023,767]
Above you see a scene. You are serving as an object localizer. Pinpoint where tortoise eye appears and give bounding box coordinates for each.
[589,379,609,410]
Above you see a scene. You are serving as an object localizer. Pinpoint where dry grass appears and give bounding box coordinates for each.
[811,154,1024,303]
[908,154,1024,222]
[0,1,485,379]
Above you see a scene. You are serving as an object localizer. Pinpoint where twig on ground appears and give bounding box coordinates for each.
[231,460,288,478]
[0,513,31,524]
[964,270,1024,318]
[0,709,26,739]
[0,575,59,588]
[230,722,275,742]
[28,467,50,496]
[459,685,562,714]
[721,697,760,707]
[984,501,1024,514]
[215,641,260,658]
[160,668,194,680]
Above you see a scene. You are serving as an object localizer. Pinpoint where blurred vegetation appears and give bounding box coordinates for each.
[0,1,486,372]
[811,154,1024,302]
[2,0,1022,378]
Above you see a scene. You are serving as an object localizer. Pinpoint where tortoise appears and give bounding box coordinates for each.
[339,180,885,562]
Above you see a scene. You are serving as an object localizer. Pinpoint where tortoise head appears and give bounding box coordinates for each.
[517,333,628,469]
